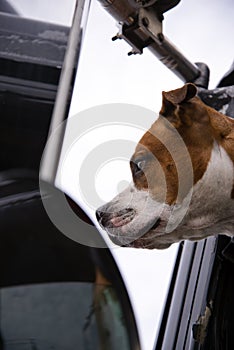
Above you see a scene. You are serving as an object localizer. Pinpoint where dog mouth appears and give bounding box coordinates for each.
[96,208,136,229]
[150,217,162,230]
[96,206,165,247]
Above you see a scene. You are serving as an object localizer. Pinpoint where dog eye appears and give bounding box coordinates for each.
[137,161,145,170]
[130,160,145,176]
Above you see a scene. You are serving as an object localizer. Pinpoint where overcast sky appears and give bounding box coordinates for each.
[11,0,234,349]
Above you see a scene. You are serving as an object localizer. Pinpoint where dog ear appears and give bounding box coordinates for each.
[162,83,197,106]
[160,83,197,126]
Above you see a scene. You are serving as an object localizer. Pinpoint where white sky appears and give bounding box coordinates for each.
[11,0,234,349]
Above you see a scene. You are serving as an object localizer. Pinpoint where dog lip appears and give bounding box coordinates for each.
[110,208,136,227]
[97,208,136,229]
[151,218,162,230]
[120,218,164,248]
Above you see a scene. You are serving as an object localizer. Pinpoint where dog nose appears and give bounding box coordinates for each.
[96,209,110,228]
[95,209,103,222]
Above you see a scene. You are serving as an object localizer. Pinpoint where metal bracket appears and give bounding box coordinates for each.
[112,7,162,56]
[110,4,200,82]
[138,7,162,42]
[192,304,212,344]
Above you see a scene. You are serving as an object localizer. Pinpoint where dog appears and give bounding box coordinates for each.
[96,83,234,249]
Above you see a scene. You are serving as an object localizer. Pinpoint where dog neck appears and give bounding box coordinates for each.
[183,141,234,230]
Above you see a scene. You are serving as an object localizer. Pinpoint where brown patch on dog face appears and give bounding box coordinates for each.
[172,97,214,182]
[132,132,179,205]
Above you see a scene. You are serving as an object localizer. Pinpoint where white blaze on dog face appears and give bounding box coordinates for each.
[96,83,234,249]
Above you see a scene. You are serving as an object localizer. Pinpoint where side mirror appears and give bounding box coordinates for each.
[0,176,141,350]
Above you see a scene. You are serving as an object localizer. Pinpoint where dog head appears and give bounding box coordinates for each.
[96,83,234,249]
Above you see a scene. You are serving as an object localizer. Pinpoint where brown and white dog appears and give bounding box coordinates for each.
[96,83,234,249]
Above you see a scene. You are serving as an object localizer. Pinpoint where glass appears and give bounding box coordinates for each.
[1,282,130,350]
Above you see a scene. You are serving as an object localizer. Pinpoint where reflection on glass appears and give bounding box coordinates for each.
[84,269,130,350]
[0,280,130,350]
